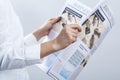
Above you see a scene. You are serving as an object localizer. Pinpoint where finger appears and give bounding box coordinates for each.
[70,28,79,34]
[72,33,78,39]
[71,35,77,43]
[70,24,82,32]
[69,33,77,42]
[51,17,62,24]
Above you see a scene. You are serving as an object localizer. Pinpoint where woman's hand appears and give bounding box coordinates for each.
[40,24,82,58]
[33,17,61,41]
[53,24,82,50]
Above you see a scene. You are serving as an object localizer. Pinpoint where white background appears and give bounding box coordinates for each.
[11,0,120,80]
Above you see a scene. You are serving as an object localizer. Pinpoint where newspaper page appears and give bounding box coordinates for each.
[37,0,114,80]
[37,0,92,73]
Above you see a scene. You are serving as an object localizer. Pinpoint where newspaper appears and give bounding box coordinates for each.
[37,0,114,80]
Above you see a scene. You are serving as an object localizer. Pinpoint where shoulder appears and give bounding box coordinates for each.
[0,0,7,11]
[0,0,10,30]
[0,0,10,17]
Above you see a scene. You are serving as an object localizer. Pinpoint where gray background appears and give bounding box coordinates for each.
[11,0,120,80]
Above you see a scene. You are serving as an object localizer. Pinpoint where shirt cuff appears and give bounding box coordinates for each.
[24,44,41,60]
[24,33,45,46]
[24,33,38,46]
[24,33,41,60]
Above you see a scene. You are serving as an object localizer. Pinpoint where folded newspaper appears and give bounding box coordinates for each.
[37,0,114,80]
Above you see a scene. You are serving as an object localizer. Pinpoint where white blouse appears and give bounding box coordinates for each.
[0,0,42,80]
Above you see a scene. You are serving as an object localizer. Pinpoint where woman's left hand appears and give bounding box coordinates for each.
[33,17,61,41]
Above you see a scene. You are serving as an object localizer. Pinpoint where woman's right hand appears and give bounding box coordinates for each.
[40,24,81,58]
[53,24,82,50]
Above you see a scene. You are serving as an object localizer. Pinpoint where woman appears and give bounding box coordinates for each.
[0,0,81,80]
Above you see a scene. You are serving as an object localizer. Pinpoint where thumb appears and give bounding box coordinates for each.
[51,17,62,24]
[71,24,82,32]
